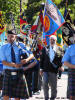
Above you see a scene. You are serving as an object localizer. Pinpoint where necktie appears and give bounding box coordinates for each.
[11,45,16,63]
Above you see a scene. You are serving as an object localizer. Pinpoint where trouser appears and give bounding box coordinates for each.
[38,73,42,91]
[32,70,39,93]
[0,73,3,90]
[58,70,62,77]
[42,72,57,99]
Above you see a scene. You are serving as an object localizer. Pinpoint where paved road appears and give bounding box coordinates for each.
[27,71,69,100]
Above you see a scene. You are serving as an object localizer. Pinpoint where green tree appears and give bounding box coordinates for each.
[0,0,75,32]
[0,0,20,31]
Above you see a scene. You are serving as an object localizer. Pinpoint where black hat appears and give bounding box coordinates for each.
[7,29,17,35]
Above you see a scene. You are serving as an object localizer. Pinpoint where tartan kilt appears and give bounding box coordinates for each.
[2,70,29,99]
[0,73,3,90]
[68,69,75,96]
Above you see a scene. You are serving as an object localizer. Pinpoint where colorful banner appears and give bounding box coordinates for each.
[45,35,50,45]
[62,22,74,45]
[0,11,5,35]
[31,16,39,33]
[56,28,63,47]
[20,13,30,35]
[30,10,43,51]
[31,9,43,33]
[37,9,43,33]
[43,0,65,36]
[0,31,7,46]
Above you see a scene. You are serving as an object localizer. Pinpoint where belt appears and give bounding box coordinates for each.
[4,69,23,76]
[11,72,17,75]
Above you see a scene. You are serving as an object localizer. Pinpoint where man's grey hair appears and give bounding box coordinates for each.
[50,35,57,41]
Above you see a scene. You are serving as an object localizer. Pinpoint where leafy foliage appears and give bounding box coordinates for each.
[0,0,75,32]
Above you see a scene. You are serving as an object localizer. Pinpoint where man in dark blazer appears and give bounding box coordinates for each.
[40,35,63,100]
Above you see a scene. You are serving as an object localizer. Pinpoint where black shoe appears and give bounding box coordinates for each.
[58,76,61,79]
[45,97,49,100]
[50,97,56,100]
[45,99,48,100]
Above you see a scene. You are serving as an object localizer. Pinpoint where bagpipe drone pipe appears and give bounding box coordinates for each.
[20,46,38,97]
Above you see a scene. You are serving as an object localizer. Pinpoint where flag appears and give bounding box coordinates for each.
[30,10,43,51]
[37,9,43,33]
[65,11,72,23]
[31,9,43,33]
[63,1,72,24]
[62,22,74,45]
[42,32,47,46]
[43,0,65,36]
[39,9,43,26]
[45,35,50,45]
[20,13,30,35]
[56,28,63,48]
[0,11,5,35]
[0,31,7,46]
[31,16,39,33]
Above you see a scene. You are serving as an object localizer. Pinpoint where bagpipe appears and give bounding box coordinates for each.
[18,43,38,97]
[17,42,38,71]
[20,53,38,72]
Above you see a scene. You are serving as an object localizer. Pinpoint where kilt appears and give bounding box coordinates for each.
[2,69,29,99]
[68,69,75,96]
[0,73,3,90]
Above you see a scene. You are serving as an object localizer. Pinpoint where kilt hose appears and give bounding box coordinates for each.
[68,69,75,96]
[0,73,3,90]
[2,69,30,99]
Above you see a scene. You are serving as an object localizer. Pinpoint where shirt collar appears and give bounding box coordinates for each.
[7,42,16,47]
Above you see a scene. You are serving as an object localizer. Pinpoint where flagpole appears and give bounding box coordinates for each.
[20,0,22,35]
[20,0,22,15]
[64,0,68,12]
[65,0,68,8]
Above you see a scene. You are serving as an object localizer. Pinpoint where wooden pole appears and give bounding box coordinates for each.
[20,0,22,14]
